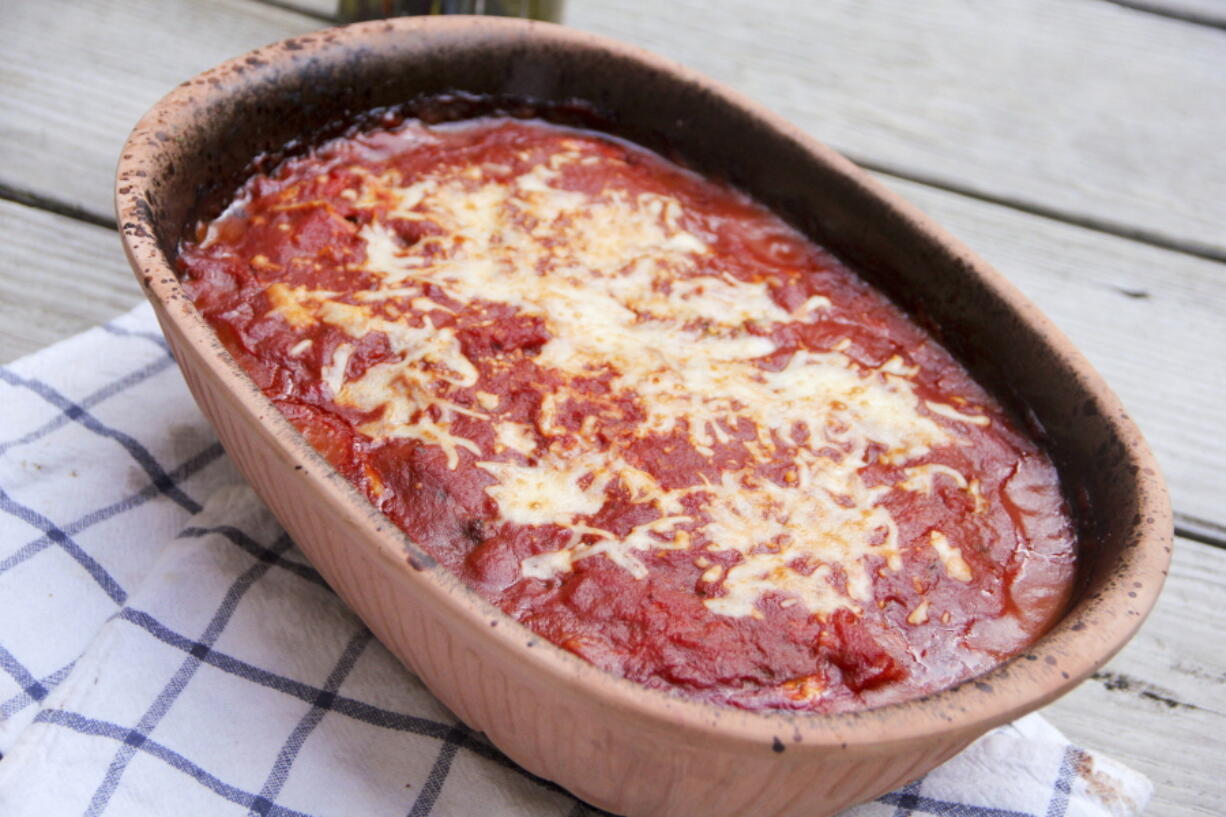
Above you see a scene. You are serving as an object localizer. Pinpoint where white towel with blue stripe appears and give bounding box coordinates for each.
[0,305,1153,817]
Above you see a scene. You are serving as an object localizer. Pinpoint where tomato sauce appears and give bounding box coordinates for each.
[179,116,1076,712]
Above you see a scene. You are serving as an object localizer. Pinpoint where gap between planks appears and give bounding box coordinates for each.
[0,201,141,364]
[10,151,1226,272]
[561,0,1226,256]
[884,174,1226,534]
[0,184,117,232]
[259,0,1226,265]
[1174,520,1226,549]
[863,161,1226,265]
[1103,0,1226,30]
[1042,534,1226,817]
[6,0,1226,257]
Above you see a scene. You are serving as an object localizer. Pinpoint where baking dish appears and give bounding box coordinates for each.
[116,17,1172,817]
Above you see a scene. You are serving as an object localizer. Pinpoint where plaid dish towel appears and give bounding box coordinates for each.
[0,304,1153,817]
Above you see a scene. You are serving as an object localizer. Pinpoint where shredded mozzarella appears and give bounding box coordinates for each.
[257,143,983,619]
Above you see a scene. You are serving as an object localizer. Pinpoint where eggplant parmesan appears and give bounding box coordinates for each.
[179,116,1076,712]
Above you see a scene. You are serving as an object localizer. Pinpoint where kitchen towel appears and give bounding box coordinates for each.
[0,304,1153,816]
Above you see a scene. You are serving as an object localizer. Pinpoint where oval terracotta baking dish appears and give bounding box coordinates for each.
[115,16,1172,817]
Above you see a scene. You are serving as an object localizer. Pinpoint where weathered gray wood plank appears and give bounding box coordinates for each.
[1044,536,1226,817]
[879,176,1226,536]
[267,0,336,17]
[271,0,1226,39]
[564,0,1226,258]
[0,0,319,223]
[0,201,142,364]
[6,0,1226,259]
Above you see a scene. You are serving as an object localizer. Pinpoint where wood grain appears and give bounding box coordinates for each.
[1044,536,1226,817]
[273,0,1226,38]
[881,176,1226,536]
[0,201,142,364]
[6,0,1226,259]
[267,0,336,17]
[564,0,1226,258]
[0,0,319,225]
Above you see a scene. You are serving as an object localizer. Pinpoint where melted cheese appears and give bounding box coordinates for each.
[925,400,991,427]
[321,342,353,398]
[900,463,969,493]
[266,283,321,328]
[256,139,983,620]
[929,531,973,582]
[899,463,986,512]
[522,549,575,580]
[494,422,539,456]
[477,455,610,527]
[700,449,900,618]
[562,515,692,580]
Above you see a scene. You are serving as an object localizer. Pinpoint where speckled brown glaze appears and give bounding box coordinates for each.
[116,17,1172,817]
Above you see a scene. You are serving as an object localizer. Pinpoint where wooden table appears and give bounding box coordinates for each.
[2,1,1222,813]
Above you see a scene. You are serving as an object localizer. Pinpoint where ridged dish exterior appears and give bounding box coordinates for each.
[160,310,975,816]
[119,17,1173,817]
